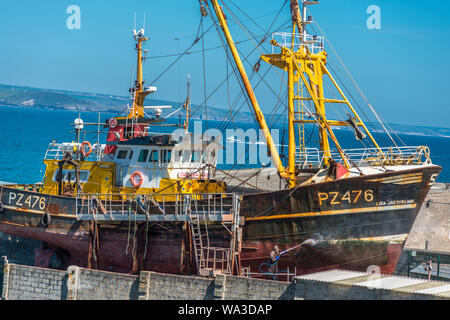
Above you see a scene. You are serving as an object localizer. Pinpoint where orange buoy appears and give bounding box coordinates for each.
[80,141,93,157]
[130,171,144,188]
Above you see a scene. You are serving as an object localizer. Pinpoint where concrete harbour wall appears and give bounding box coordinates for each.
[2,263,450,300]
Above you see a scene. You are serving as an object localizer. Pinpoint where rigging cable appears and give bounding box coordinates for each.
[307,9,406,148]
[220,0,355,168]
[201,15,208,130]
[149,20,213,86]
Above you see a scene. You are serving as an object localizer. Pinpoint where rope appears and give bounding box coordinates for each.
[126,205,131,255]
[149,20,213,86]
[307,10,405,148]
[143,207,150,260]
[131,206,137,259]
[202,2,292,178]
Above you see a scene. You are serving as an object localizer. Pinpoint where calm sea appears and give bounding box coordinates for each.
[0,106,449,184]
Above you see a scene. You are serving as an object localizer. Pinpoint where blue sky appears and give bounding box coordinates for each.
[0,0,449,127]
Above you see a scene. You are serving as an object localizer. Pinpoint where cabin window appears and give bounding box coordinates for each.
[138,149,149,162]
[183,150,191,163]
[191,151,200,163]
[149,150,159,163]
[53,170,90,183]
[174,150,182,162]
[128,150,134,159]
[161,149,172,163]
[117,150,128,159]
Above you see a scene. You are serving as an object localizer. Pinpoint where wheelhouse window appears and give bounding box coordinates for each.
[138,149,149,162]
[162,149,172,163]
[191,150,200,163]
[174,150,182,162]
[117,150,128,159]
[128,150,134,159]
[183,150,192,163]
[53,170,90,183]
[149,150,159,163]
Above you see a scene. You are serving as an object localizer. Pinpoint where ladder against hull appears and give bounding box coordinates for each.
[188,195,241,277]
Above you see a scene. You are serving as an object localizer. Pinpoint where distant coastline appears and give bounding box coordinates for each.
[1,83,450,139]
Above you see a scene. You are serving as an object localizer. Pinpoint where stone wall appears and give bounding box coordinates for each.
[136,273,295,300]
[1,263,67,300]
[138,272,215,300]
[2,263,449,300]
[214,274,295,300]
[67,266,139,300]
[2,263,296,300]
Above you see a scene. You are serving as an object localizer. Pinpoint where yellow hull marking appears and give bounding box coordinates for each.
[2,205,75,218]
[245,203,417,221]
[367,173,422,184]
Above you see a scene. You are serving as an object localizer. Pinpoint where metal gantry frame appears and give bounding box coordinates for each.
[75,192,242,276]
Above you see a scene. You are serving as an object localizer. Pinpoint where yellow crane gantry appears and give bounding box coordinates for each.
[207,0,382,188]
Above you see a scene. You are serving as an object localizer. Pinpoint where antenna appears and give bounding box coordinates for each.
[143,12,146,32]
[134,12,136,30]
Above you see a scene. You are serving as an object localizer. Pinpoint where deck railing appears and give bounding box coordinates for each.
[44,142,106,162]
[75,192,240,222]
[272,32,325,54]
[295,146,432,169]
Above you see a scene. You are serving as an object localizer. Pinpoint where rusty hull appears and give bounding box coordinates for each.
[0,165,442,276]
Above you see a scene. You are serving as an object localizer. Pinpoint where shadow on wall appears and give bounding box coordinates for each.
[60,274,69,300]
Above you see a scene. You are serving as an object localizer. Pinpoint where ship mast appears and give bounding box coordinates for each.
[261,0,383,176]
[206,0,290,182]
[207,0,383,187]
[126,28,152,119]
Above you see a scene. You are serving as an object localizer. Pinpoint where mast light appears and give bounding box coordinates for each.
[73,118,84,130]
[144,86,157,93]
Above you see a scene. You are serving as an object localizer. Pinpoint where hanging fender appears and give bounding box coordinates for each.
[130,171,145,188]
[0,201,4,213]
[40,211,51,228]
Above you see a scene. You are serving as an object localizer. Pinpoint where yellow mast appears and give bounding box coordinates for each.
[261,0,382,172]
[207,0,289,181]
[126,29,150,119]
[183,75,191,131]
[207,0,383,187]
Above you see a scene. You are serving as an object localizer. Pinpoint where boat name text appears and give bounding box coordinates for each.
[318,190,374,206]
[8,192,47,210]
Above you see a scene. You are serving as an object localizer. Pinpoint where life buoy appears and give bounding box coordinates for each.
[80,141,92,157]
[109,118,118,129]
[130,171,144,188]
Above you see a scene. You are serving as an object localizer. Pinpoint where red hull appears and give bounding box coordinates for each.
[0,165,440,277]
[0,222,403,276]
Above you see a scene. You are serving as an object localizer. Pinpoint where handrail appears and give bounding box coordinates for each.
[75,192,240,222]
[295,145,431,168]
[44,142,106,161]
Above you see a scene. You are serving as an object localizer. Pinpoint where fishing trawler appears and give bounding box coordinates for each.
[0,0,442,278]
[0,27,235,274]
[208,0,442,276]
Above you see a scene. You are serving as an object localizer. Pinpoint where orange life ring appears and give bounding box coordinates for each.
[130,171,144,188]
[80,141,92,157]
